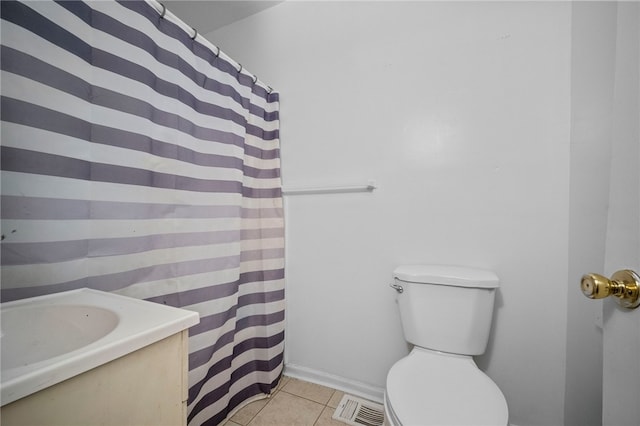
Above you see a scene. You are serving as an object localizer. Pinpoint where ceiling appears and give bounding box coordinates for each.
[162,1,283,35]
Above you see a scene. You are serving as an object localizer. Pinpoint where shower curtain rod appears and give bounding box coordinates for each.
[282,182,377,196]
[146,0,274,93]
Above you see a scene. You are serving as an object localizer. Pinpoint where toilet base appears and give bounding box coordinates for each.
[384,348,508,426]
[383,391,398,426]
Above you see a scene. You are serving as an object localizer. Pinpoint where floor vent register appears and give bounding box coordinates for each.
[332,394,385,426]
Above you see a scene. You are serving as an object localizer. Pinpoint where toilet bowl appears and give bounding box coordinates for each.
[385,265,509,426]
[384,348,508,426]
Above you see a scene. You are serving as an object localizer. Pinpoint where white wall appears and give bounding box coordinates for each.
[207,3,574,425]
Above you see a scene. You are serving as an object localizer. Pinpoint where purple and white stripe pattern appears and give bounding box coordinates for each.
[0,1,284,424]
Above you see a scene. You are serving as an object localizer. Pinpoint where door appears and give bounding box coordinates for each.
[600,3,639,424]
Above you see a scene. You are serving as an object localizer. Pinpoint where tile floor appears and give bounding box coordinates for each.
[221,376,352,426]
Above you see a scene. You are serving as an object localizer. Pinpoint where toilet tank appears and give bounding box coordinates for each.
[393,265,499,355]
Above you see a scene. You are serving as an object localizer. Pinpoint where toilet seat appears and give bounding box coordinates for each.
[385,348,508,426]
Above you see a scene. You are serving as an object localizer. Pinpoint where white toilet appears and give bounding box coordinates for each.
[385,265,508,426]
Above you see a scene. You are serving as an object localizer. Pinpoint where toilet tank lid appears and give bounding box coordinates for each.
[393,265,499,288]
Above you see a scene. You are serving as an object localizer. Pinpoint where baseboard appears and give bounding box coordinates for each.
[283,363,385,404]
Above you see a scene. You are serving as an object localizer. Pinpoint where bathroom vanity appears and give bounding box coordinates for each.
[0,289,200,426]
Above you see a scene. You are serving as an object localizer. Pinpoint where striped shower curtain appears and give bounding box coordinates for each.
[0,1,284,424]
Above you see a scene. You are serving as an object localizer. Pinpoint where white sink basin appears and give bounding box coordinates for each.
[1,288,199,405]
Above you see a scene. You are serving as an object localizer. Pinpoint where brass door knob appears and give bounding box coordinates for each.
[581,269,640,309]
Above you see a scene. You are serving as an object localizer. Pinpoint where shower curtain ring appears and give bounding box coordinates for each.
[267,86,273,94]
[159,3,166,18]
[237,63,243,74]
[252,74,258,85]
[213,45,220,58]
[190,27,198,40]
